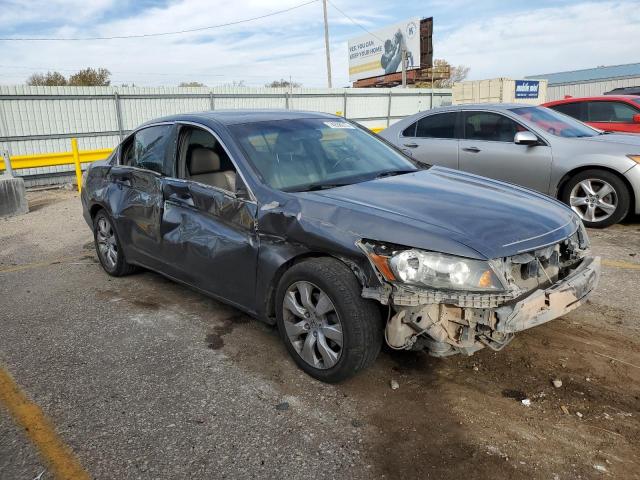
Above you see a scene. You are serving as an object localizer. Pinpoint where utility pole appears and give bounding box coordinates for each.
[322,0,333,88]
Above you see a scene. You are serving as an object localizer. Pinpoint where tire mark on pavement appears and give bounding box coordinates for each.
[0,254,94,274]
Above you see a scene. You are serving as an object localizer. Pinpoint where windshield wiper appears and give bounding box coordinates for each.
[374,169,417,179]
[285,182,353,192]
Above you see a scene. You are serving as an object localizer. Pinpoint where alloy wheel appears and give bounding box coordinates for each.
[569,178,618,223]
[282,281,343,369]
[96,216,118,269]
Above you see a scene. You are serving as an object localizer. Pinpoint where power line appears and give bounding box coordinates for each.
[326,0,383,41]
[0,0,319,41]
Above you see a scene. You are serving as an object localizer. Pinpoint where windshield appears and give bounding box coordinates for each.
[229,118,419,192]
[510,106,599,138]
[633,98,640,107]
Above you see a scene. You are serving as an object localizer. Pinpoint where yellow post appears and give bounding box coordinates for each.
[71,138,82,192]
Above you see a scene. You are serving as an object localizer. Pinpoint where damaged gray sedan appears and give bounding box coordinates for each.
[82,110,600,382]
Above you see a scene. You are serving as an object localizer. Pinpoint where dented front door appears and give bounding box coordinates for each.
[161,179,259,311]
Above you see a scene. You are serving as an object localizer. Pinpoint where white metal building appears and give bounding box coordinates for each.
[526,63,640,101]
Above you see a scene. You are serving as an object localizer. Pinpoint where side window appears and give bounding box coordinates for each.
[179,127,237,193]
[402,122,417,137]
[415,113,457,139]
[588,101,639,123]
[550,102,586,121]
[610,102,638,122]
[123,125,174,175]
[463,111,523,142]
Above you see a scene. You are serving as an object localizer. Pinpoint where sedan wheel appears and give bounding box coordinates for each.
[282,281,343,369]
[93,210,137,276]
[96,216,119,269]
[569,178,618,224]
[275,257,383,383]
[562,169,630,228]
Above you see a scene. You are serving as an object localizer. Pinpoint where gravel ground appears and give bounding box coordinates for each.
[1,189,639,480]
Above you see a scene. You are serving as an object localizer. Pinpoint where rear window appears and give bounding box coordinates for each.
[550,102,586,121]
[123,125,175,175]
[410,112,457,139]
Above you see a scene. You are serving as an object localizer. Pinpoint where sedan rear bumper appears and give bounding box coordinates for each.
[495,255,600,333]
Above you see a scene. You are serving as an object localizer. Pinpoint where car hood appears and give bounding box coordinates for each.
[577,133,640,147]
[300,167,578,259]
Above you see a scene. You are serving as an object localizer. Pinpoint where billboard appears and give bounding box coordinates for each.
[348,18,421,83]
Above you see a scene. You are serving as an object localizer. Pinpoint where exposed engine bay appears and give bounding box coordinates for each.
[360,228,601,357]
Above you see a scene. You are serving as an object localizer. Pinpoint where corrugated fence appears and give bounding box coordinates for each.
[0,85,452,186]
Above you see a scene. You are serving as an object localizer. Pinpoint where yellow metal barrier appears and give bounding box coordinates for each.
[0,141,112,192]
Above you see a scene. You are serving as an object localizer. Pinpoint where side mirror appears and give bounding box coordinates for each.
[633,114,640,124]
[514,131,539,146]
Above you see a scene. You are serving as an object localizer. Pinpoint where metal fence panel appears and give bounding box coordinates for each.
[0,85,451,185]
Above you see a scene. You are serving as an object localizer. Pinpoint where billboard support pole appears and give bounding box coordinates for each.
[431,68,434,108]
[322,0,333,88]
[401,48,407,88]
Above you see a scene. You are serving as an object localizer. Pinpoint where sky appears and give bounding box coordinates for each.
[0,0,639,87]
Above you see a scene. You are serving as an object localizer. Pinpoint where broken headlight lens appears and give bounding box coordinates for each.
[389,250,505,291]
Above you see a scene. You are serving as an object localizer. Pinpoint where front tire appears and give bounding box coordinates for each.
[276,258,383,383]
[93,210,137,276]
[561,169,630,228]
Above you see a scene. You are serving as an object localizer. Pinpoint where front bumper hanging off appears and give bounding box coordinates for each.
[382,255,601,355]
[495,256,600,333]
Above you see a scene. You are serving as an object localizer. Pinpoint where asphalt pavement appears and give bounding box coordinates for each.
[1,189,639,480]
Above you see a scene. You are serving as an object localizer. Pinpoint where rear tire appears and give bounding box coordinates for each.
[276,257,383,383]
[561,169,630,228]
[93,210,137,277]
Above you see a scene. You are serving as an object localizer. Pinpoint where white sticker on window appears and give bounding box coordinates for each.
[323,121,355,129]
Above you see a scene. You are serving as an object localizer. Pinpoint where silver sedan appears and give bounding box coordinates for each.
[379,104,640,228]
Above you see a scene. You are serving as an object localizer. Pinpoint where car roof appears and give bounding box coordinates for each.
[142,109,338,128]
[423,103,531,112]
[544,95,640,105]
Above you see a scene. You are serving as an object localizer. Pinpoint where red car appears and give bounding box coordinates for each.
[542,95,640,134]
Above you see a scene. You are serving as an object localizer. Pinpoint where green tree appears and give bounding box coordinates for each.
[26,71,67,86]
[68,68,111,86]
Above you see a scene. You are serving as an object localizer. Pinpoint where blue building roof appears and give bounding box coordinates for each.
[526,63,640,85]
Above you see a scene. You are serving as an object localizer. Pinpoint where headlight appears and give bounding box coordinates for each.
[388,249,504,291]
[627,154,640,164]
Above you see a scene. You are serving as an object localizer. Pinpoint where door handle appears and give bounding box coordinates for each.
[169,192,194,206]
[403,142,419,148]
[462,147,481,153]
[114,177,131,187]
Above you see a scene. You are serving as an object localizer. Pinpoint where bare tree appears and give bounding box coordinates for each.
[68,68,111,86]
[219,80,247,88]
[179,81,206,87]
[265,78,301,88]
[26,71,67,86]
[431,59,470,88]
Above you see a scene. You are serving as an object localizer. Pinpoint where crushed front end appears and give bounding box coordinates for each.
[358,224,600,357]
